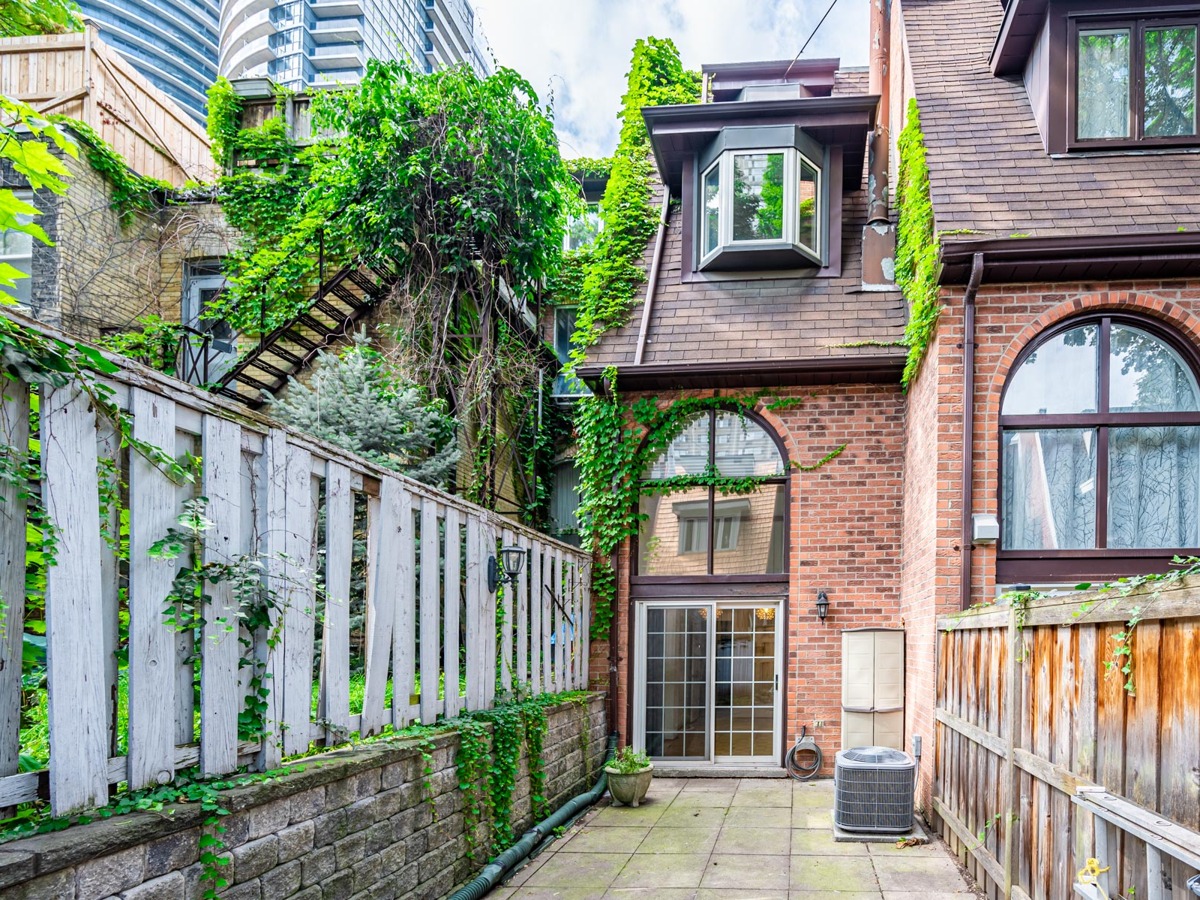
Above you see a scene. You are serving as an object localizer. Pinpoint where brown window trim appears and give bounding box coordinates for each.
[997,313,1200,579]
[1051,4,1200,152]
[633,406,791,579]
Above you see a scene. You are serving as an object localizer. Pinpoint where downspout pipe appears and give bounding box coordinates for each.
[633,192,672,365]
[448,733,619,900]
[959,252,985,611]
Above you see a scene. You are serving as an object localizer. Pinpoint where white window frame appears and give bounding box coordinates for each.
[0,190,35,307]
[563,201,603,253]
[699,146,822,268]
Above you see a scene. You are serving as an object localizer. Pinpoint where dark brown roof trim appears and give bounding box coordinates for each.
[990,0,1049,77]
[700,58,840,78]
[642,94,878,128]
[577,353,905,393]
[939,232,1200,285]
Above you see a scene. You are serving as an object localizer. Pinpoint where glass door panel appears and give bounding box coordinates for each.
[644,606,709,760]
[714,605,778,760]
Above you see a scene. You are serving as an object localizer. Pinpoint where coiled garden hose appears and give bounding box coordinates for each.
[446,733,619,900]
[786,725,823,780]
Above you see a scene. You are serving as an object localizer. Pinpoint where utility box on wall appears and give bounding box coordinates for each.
[841,628,905,751]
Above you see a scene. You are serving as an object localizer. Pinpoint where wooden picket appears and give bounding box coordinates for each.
[0,312,590,817]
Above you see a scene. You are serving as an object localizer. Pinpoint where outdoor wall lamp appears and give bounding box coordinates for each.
[815,589,830,622]
[487,546,527,594]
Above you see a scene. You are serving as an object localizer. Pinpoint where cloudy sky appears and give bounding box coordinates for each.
[473,0,871,159]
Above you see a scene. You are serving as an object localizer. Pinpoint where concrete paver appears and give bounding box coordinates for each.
[497,777,981,900]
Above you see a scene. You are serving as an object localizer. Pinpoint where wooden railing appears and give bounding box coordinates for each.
[0,313,590,817]
[934,582,1200,900]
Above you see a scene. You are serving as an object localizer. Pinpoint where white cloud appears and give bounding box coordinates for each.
[473,0,871,158]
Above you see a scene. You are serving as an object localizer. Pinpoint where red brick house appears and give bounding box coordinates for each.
[577,0,1200,790]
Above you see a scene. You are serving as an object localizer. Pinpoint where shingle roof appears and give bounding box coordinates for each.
[585,70,907,372]
[903,0,1200,238]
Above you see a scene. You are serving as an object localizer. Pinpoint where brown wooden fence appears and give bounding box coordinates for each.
[934,582,1200,900]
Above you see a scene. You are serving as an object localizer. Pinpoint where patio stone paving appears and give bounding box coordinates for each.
[492,777,981,900]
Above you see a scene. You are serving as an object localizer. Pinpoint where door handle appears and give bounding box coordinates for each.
[775,674,779,691]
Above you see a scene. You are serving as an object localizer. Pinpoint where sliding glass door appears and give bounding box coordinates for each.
[635,601,782,764]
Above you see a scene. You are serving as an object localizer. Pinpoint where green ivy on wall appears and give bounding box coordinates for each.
[895,98,939,389]
[47,118,171,226]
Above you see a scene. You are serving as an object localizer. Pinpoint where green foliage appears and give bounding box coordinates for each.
[567,157,614,180]
[570,38,699,356]
[211,59,574,335]
[606,745,650,774]
[47,117,170,226]
[266,335,460,488]
[205,76,243,172]
[0,0,80,37]
[0,94,77,302]
[100,315,185,374]
[895,99,939,389]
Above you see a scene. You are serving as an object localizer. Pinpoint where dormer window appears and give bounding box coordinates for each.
[1070,14,1198,147]
[697,131,826,271]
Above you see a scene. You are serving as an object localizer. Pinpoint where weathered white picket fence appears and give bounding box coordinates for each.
[0,312,591,817]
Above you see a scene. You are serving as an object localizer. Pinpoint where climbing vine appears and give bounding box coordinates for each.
[895,98,939,389]
[48,117,171,226]
[575,380,844,638]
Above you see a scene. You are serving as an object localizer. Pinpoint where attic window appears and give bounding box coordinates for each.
[699,146,822,270]
[1072,16,1198,146]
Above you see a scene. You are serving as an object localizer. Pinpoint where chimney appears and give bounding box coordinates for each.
[862,0,897,290]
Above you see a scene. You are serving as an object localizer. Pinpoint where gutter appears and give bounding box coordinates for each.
[959,253,984,612]
[578,353,906,392]
[633,193,672,365]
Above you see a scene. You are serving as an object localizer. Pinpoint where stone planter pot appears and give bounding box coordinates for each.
[605,763,653,807]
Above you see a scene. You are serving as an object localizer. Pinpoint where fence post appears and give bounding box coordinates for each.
[1002,603,1021,899]
[41,384,109,815]
[0,382,28,808]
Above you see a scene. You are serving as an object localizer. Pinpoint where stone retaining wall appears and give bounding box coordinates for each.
[0,694,607,900]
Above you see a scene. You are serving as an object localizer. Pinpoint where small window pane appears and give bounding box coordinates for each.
[1109,425,1200,548]
[712,486,787,575]
[797,157,819,252]
[714,412,785,476]
[1003,324,1099,415]
[0,191,34,305]
[1109,324,1200,412]
[566,202,603,251]
[1002,429,1097,550]
[646,413,709,480]
[1144,26,1197,138]
[703,164,721,256]
[1077,28,1131,140]
[731,152,785,242]
[638,490,709,576]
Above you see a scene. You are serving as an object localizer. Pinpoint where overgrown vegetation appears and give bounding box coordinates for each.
[0,0,80,38]
[267,334,460,488]
[99,314,186,373]
[895,98,939,388]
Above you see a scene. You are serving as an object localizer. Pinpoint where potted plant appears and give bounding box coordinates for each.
[605,746,654,807]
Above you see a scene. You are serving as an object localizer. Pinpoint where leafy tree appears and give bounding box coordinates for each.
[266,335,460,488]
[0,0,81,39]
[0,95,76,303]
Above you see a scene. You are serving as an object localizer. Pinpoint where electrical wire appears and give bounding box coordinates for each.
[783,0,843,80]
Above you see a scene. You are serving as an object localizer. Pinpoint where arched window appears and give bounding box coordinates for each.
[1001,316,1200,564]
[637,410,788,577]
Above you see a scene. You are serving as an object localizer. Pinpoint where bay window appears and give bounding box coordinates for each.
[698,140,824,270]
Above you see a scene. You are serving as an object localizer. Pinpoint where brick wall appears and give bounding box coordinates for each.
[0,696,608,900]
[897,278,1200,808]
[608,384,906,773]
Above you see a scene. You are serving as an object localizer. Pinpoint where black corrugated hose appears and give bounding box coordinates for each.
[446,733,619,900]
[786,725,823,780]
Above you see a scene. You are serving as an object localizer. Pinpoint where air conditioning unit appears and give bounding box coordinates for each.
[834,746,915,833]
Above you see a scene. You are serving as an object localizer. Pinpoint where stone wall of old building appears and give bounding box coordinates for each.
[0,696,608,900]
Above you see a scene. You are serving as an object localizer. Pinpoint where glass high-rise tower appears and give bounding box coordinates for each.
[220,0,489,93]
[78,0,219,121]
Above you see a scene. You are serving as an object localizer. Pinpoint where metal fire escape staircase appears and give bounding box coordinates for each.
[215,265,388,408]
